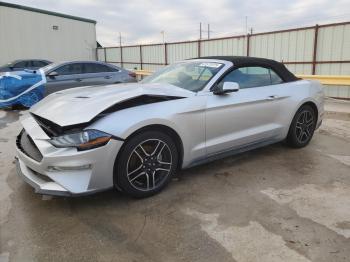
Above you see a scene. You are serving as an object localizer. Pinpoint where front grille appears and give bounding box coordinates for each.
[16,130,43,162]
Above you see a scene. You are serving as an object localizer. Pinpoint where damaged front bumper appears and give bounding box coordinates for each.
[15,114,123,196]
[15,157,72,196]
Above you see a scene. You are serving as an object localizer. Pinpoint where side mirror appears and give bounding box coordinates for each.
[9,66,14,70]
[214,82,240,95]
[47,71,58,78]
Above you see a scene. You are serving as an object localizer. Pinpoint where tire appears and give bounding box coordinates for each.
[115,130,178,198]
[286,105,317,148]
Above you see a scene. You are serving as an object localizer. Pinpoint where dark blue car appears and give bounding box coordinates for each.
[0,59,52,72]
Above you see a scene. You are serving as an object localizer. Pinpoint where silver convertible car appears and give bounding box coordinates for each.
[15,56,324,198]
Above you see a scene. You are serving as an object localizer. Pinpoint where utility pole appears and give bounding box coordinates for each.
[119,32,123,68]
[160,30,165,44]
[119,32,122,47]
[200,23,211,39]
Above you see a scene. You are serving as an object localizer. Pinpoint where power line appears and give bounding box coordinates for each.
[199,22,213,39]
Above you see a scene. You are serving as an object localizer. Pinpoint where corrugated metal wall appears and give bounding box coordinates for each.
[316,23,350,76]
[105,48,121,63]
[200,37,247,57]
[250,29,315,74]
[167,42,198,64]
[0,5,97,64]
[98,21,350,98]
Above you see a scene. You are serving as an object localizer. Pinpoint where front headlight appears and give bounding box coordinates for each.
[49,130,112,150]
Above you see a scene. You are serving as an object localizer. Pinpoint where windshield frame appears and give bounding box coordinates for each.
[141,59,232,93]
[41,62,63,73]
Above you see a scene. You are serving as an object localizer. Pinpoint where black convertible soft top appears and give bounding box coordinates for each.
[199,56,299,82]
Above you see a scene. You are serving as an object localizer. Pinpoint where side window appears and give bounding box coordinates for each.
[55,63,83,75]
[84,63,118,73]
[270,69,284,85]
[98,64,118,72]
[32,61,47,68]
[83,63,95,73]
[218,66,284,89]
[13,61,29,68]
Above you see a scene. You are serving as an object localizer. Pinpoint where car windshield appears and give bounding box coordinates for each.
[141,61,224,92]
[41,62,61,73]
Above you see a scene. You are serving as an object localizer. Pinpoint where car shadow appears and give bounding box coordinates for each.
[30,142,290,206]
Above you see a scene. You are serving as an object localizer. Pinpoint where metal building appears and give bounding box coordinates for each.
[0,1,97,65]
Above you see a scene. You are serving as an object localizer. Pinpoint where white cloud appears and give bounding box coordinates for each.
[8,0,350,46]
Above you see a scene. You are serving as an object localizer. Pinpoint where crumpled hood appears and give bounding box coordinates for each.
[30,83,194,126]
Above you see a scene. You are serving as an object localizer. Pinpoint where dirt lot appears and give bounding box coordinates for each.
[0,106,350,262]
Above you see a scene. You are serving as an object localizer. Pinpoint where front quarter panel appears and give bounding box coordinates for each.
[88,96,207,168]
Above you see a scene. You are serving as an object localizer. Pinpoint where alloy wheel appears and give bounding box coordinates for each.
[126,139,173,191]
[295,110,314,143]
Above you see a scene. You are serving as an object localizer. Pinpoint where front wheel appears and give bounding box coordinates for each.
[286,105,317,148]
[115,130,178,198]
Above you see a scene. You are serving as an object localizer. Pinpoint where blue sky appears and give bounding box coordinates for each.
[8,0,350,46]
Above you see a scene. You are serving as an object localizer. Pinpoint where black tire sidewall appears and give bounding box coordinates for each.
[287,105,316,148]
[115,130,178,198]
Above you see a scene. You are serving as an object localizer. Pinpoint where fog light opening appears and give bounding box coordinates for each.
[47,164,92,172]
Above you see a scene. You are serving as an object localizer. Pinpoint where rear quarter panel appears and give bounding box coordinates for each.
[293,80,324,127]
[280,80,324,138]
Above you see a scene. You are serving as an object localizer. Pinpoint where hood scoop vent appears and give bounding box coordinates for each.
[75,96,90,99]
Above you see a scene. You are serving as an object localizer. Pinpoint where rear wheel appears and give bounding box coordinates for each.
[115,130,178,198]
[286,105,316,148]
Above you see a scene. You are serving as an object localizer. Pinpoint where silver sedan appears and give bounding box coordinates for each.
[15,56,324,198]
[42,61,136,95]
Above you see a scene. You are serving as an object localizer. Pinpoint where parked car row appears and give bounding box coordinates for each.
[0,60,137,108]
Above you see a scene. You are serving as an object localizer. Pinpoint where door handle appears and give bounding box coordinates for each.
[75,78,82,82]
[267,95,278,100]
[104,76,112,79]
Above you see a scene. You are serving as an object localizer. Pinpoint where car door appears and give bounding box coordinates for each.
[45,63,85,95]
[205,66,288,156]
[82,63,120,86]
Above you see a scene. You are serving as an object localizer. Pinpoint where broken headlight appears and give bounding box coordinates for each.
[49,130,112,150]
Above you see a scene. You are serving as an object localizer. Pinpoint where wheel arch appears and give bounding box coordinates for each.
[289,100,319,127]
[299,101,319,123]
[113,124,184,189]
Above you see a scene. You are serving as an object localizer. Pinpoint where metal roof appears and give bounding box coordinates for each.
[0,1,96,24]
